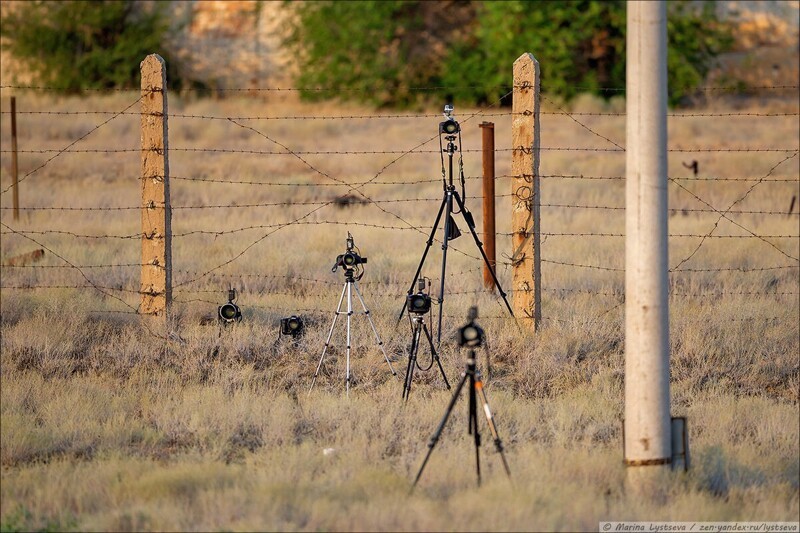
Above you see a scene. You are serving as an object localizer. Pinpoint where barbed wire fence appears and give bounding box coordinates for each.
[1,64,798,335]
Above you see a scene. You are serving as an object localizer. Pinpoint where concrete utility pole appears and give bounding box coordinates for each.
[511,53,542,331]
[624,0,671,481]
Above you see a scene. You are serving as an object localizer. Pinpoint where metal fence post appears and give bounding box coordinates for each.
[480,121,496,290]
[11,96,19,221]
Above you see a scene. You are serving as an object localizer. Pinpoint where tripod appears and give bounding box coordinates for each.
[412,348,511,488]
[398,126,513,344]
[310,268,396,395]
[402,314,451,401]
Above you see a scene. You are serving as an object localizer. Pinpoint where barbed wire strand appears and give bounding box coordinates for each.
[669,174,799,262]
[671,151,800,270]
[7,146,797,155]
[173,88,515,288]
[3,109,798,119]
[2,83,797,93]
[540,93,625,150]
[0,221,139,312]
[0,95,144,195]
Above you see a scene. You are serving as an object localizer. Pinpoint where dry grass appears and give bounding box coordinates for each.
[0,89,798,531]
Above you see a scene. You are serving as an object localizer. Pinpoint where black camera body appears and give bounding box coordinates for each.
[280,315,304,337]
[408,292,432,315]
[332,233,368,274]
[458,307,484,348]
[218,289,242,325]
[439,117,460,135]
[439,104,460,135]
[408,277,432,315]
[334,251,367,270]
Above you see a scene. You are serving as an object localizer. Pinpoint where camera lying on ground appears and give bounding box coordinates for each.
[280,315,304,338]
[218,288,242,325]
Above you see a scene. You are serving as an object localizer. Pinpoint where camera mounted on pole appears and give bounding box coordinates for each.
[397,104,515,343]
[407,277,432,316]
[412,305,511,488]
[458,306,484,348]
[402,275,450,401]
[332,232,367,280]
[311,232,396,395]
[439,104,461,136]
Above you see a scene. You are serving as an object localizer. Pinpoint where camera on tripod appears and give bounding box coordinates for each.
[218,288,242,324]
[332,232,367,272]
[439,103,460,135]
[407,278,432,315]
[458,306,484,348]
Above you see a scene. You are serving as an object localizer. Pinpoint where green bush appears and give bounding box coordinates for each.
[286,0,734,107]
[0,1,176,93]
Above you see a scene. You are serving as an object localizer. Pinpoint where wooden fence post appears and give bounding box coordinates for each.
[140,54,172,317]
[480,121,496,290]
[511,53,541,331]
[11,96,19,221]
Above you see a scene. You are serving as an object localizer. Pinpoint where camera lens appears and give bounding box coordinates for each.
[461,326,479,342]
[287,317,301,330]
[411,296,425,310]
[220,303,238,321]
[343,252,356,266]
[442,120,459,134]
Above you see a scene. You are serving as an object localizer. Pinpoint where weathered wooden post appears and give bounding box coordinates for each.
[140,54,172,318]
[624,0,672,486]
[11,96,19,221]
[480,121,496,290]
[511,53,541,331]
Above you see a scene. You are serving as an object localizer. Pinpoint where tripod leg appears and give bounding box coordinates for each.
[397,196,448,323]
[452,191,515,317]
[475,378,512,479]
[436,191,454,345]
[346,281,353,396]
[353,283,396,376]
[422,323,450,389]
[469,372,482,486]
[309,282,347,395]
[403,322,422,401]
[413,371,469,489]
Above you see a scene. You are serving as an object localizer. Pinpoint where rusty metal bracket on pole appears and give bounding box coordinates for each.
[480,122,496,290]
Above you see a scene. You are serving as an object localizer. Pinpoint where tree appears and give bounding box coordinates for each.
[286,0,733,107]
[1,1,174,92]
